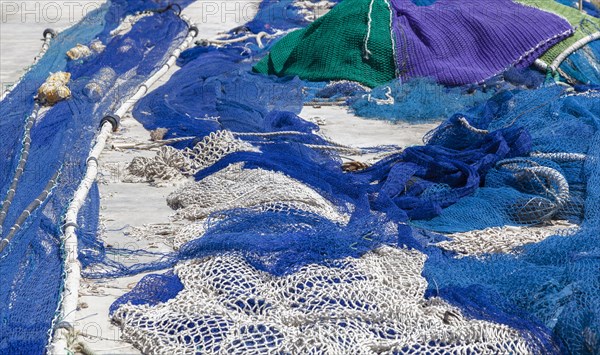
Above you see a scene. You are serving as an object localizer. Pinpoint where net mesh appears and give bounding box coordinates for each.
[113,247,539,354]
[0,1,191,352]
[106,0,600,351]
[253,0,397,87]
[166,162,349,224]
[4,0,600,353]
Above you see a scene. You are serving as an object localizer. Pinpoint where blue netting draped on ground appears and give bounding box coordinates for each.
[121,83,600,353]
[3,0,599,352]
[348,67,548,124]
[0,1,191,352]
[421,89,600,354]
[105,0,600,352]
[133,47,305,143]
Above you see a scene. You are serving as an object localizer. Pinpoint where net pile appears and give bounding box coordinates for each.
[347,68,548,124]
[2,0,597,353]
[254,0,594,87]
[113,247,544,354]
[104,1,600,353]
[166,162,349,225]
[0,0,192,352]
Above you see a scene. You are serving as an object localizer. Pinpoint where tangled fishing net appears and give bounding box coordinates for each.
[106,0,600,353]
[112,247,542,354]
[4,0,600,353]
[166,162,349,224]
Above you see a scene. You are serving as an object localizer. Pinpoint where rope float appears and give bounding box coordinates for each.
[0,104,40,236]
[0,170,61,253]
[0,28,57,102]
[48,15,198,355]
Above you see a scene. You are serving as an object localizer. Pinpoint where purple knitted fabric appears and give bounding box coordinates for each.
[390,0,573,85]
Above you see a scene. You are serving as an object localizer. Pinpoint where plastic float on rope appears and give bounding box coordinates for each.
[0,170,61,254]
[37,72,71,106]
[100,114,121,132]
[0,104,41,236]
[66,44,92,60]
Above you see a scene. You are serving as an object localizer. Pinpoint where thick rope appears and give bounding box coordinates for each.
[458,116,489,135]
[530,152,587,162]
[497,158,571,220]
[112,136,195,150]
[49,16,198,355]
[550,31,600,72]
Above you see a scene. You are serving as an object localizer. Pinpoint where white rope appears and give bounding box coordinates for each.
[111,136,196,150]
[458,116,489,135]
[530,152,587,162]
[199,31,272,48]
[533,59,548,71]
[550,31,600,72]
[48,17,198,355]
[363,0,376,60]
[1,30,55,102]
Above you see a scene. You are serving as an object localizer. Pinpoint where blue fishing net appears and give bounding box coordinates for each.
[348,78,494,124]
[104,0,600,351]
[133,48,306,144]
[0,1,191,352]
[0,0,594,352]
[414,86,597,232]
[420,88,600,354]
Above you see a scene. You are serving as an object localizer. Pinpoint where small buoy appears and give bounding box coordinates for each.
[66,44,92,60]
[89,40,106,53]
[83,67,117,101]
[37,72,71,106]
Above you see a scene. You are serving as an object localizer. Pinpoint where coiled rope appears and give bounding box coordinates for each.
[497,158,571,222]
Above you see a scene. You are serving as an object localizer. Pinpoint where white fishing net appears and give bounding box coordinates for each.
[127,130,258,183]
[438,221,579,257]
[167,162,349,224]
[115,117,574,354]
[112,246,533,354]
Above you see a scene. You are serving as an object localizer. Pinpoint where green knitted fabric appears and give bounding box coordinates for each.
[253,0,396,88]
[516,0,600,65]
